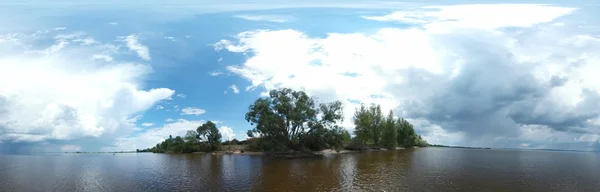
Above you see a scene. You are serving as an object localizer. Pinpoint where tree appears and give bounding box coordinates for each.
[197,121,222,151]
[184,130,198,143]
[325,127,347,151]
[173,136,185,152]
[368,104,384,146]
[395,118,428,148]
[245,88,344,151]
[353,104,371,147]
[381,110,397,149]
[342,130,351,144]
[353,103,385,147]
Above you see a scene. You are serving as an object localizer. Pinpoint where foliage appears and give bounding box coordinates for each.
[342,129,352,144]
[197,121,222,151]
[352,103,428,149]
[245,88,345,152]
[143,121,223,153]
[381,110,397,149]
[395,118,428,148]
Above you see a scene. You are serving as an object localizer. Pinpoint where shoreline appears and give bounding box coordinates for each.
[186,146,414,158]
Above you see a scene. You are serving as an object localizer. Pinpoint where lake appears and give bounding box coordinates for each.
[1,148,599,191]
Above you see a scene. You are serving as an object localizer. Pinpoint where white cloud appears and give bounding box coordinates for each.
[0,31,174,144]
[54,27,66,31]
[102,119,205,151]
[61,144,81,152]
[233,15,290,23]
[73,37,98,45]
[165,118,175,122]
[209,71,223,76]
[108,22,118,25]
[363,4,575,32]
[176,93,186,98]
[155,105,164,110]
[141,123,153,127]
[119,34,151,61]
[91,54,113,62]
[173,105,179,109]
[215,4,600,148]
[181,107,206,116]
[229,85,240,94]
[164,36,175,41]
[219,126,235,141]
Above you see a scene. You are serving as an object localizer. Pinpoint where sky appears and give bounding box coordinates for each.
[1,0,600,153]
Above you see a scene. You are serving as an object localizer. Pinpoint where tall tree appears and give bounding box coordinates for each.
[245,88,344,151]
[353,104,372,146]
[381,110,397,149]
[184,130,198,143]
[368,104,384,146]
[197,121,222,151]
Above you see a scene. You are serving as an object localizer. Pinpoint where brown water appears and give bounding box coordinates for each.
[1,148,599,192]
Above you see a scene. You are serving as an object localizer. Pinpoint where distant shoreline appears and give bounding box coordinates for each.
[58,146,600,155]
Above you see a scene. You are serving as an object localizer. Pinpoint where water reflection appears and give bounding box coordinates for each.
[1,148,600,191]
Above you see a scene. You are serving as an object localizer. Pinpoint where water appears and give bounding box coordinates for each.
[1,148,599,192]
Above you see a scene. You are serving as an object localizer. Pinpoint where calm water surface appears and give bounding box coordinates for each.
[1,148,599,192]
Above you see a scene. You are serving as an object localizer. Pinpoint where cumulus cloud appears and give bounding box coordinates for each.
[102,119,205,151]
[229,85,240,94]
[233,15,290,23]
[181,107,206,116]
[215,4,600,149]
[219,126,235,141]
[0,30,174,147]
[165,118,175,122]
[119,34,151,61]
[155,105,164,110]
[176,93,186,98]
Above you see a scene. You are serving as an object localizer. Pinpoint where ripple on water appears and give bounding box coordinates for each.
[1,149,600,191]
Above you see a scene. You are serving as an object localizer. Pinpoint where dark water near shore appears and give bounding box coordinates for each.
[1,148,599,192]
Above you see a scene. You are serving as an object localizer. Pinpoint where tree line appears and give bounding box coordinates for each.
[243,88,426,152]
[139,87,426,153]
[351,104,428,150]
[139,121,224,153]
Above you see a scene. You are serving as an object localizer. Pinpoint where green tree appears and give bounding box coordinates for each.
[342,130,351,144]
[381,110,397,149]
[325,127,347,151]
[353,104,372,147]
[197,121,222,151]
[395,118,428,148]
[353,103,385,147]
[184,130,198,143]
[368,104,384,146]
[245,88,344,151]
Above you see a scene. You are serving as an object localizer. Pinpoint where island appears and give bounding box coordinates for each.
[138,87,429,158]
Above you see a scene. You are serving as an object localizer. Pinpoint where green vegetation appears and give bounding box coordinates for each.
[139,87,428,155]
[244,88,345,152]
[140,121,223,153]
[350,103,428,150]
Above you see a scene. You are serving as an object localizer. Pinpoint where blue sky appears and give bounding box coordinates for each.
[2,0,600,153]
